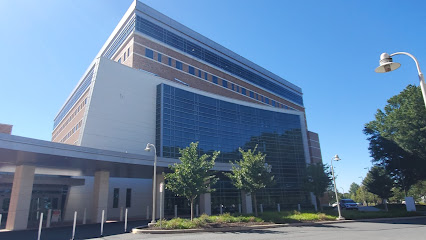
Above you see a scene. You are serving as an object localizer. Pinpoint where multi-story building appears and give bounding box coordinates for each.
[51,0,322,218]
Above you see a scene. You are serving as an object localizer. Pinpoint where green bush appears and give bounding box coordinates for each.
[155,213,262,229]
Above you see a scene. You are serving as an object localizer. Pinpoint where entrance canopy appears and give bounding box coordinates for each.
[0,133,230,179]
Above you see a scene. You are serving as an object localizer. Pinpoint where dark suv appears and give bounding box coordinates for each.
[339,199,358,210]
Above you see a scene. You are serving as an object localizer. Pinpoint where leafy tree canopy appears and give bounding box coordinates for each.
[364,85,426,188]
[165,142,219,220]
[304,163,332,211]
[349,182,360,196]
[363,166,394,202]
[225,146,274,216]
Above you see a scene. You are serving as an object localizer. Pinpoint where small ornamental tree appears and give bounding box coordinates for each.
[363,166,394,211]
[225,146,274,216]
[304,163,332,212]
[165,142,219,220]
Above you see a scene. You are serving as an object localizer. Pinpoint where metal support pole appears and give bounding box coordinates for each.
[196,204,199,217]
[124,208,128,232]
[120,207,124,222]
[37,212,43,240]
[0,214,2,229]
[220,204,223,214]
[174,205,177,218]
[298,204,301,212]
[238,204,242,214]
[277,204,281,212]
[71,211,77,240]
[260,204,263,213]
[331,159,344,220]
[100,210,105,237]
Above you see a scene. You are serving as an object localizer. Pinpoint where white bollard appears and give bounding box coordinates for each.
[100,210,105,237]
[297,204,301,212]
[83,208,87,225]
[260,204,263,213]
[124,208,128,232]
[174,205,178,218]
[146,206,149,220]
[277,204,281,212]
[120,207,124,222]
[196,204,199,217]
[220,204,223,214]
[238,204,242,214]
[37,212,43,240]
[71,211,77,240]
[46,209,52,228]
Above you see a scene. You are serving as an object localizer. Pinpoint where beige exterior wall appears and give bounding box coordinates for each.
[0,124,13,134]
[52,90,90,144]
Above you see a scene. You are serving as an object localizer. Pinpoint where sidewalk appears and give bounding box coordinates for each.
[0,219,150,240]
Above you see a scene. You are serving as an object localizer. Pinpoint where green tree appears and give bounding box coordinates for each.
[304,163,332,212]
[408,180,426,203]
[389,187,405,203]
[349,182,360,200]
[364,85,426,189]
[165,142,219,220]
[225,146,274,216]
[363,166,394,211]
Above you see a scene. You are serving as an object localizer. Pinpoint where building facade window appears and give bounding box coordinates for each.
[113,188,119,208]
[241,88,246,95]
[212,76,218,84]
[188,66,195,75]
[158,53,162,62]
[222,79,228,88]
[157,84,307,214]
[145,48,154,59]
[126,188,132,208]
[204,72,208,80]
[198,69,202,78]
[168,57,172,66]
[124,52,126,61]
[249,91,254,98]
[176,61,182,70]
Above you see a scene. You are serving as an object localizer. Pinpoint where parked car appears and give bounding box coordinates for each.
[339,199,358,210]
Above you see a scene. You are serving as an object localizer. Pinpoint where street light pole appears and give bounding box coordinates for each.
[145,143,157,225]
[331,154,345,220]
[375,52,426,108]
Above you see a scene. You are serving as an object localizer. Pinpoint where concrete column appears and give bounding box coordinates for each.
[92,171,110,223]
[155,173,165,219]
[241,191,253,214]
[199,191,211,215]
[6,165,36,230]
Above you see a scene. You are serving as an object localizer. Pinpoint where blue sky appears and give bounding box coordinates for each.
[1,0,425,193]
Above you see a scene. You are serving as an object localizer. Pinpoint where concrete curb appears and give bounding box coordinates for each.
[132,216,426,234]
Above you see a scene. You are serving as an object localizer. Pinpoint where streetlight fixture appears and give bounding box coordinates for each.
[145,143,157,225]
[375,52,426,108]
[330,154,345,220]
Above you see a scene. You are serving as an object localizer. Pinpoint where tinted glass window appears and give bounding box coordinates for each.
[176,61,182,70]
[145,48,154,59]
[222,80,228,88]
[158,53,162,62]
[212,76,218,84]
[188,66,195,75]
[113,188,119,208]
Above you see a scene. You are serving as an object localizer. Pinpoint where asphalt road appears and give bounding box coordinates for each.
[1,217,425,240]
